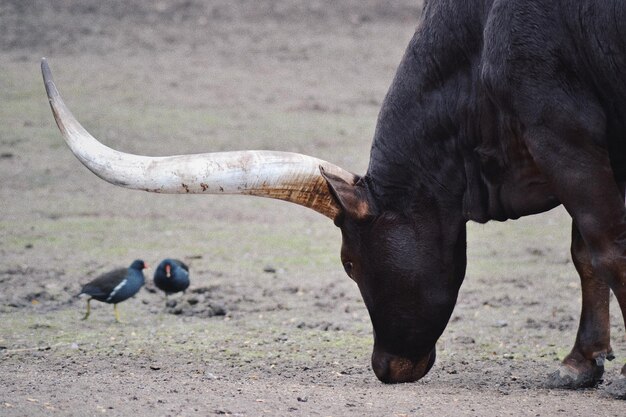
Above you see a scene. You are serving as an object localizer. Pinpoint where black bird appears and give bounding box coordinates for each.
[153,259,190,298]
[79,259,147,322]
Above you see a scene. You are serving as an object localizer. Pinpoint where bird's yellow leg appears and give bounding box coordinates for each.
[114,304,121,323]
[82,299,91,320]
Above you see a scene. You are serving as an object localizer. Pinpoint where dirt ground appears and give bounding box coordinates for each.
[1,1,625,416]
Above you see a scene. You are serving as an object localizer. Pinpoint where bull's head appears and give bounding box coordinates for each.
[42,59,465,383]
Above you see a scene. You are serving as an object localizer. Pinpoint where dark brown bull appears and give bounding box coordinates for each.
[43,0,626,395]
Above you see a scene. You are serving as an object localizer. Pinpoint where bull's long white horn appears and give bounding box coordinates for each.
[41,58,356,220]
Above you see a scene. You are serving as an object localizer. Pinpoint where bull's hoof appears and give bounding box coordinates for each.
[547,363,603,389]
[547,350,612,389]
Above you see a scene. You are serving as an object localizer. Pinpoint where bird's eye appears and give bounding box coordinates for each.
[343,261,354,278]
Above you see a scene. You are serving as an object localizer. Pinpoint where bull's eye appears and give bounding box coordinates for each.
[343,261,354,278]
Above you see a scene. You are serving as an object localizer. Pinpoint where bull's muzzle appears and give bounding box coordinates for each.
[371,346,436,384]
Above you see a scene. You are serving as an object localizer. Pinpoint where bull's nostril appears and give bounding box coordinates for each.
[371,348,436,384]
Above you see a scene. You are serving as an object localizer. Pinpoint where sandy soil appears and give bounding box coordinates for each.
[1,1,625,415]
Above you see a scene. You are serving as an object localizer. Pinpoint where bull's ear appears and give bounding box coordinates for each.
[320,166,376,224]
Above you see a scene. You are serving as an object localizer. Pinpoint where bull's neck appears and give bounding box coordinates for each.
[366,9,484,218]
[366,0,560,223]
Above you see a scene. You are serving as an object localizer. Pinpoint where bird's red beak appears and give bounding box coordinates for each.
[165,264,171,278]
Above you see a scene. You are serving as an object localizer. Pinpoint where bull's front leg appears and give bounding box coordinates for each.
[606,296,626,399]
[604,182,626,398]
[548,222,613,389]
[522,121,626,397]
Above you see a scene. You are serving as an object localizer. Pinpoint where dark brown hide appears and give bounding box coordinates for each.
[324,0,626,387]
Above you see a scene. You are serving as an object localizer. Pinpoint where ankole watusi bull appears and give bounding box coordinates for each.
[43,0,626,393]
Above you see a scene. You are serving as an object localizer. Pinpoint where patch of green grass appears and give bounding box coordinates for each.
[0,305,370,370]
[0,214,336,265]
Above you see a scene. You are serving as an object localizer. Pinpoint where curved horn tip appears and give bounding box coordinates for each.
[41,58,59,100]
[41,57,51,79]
